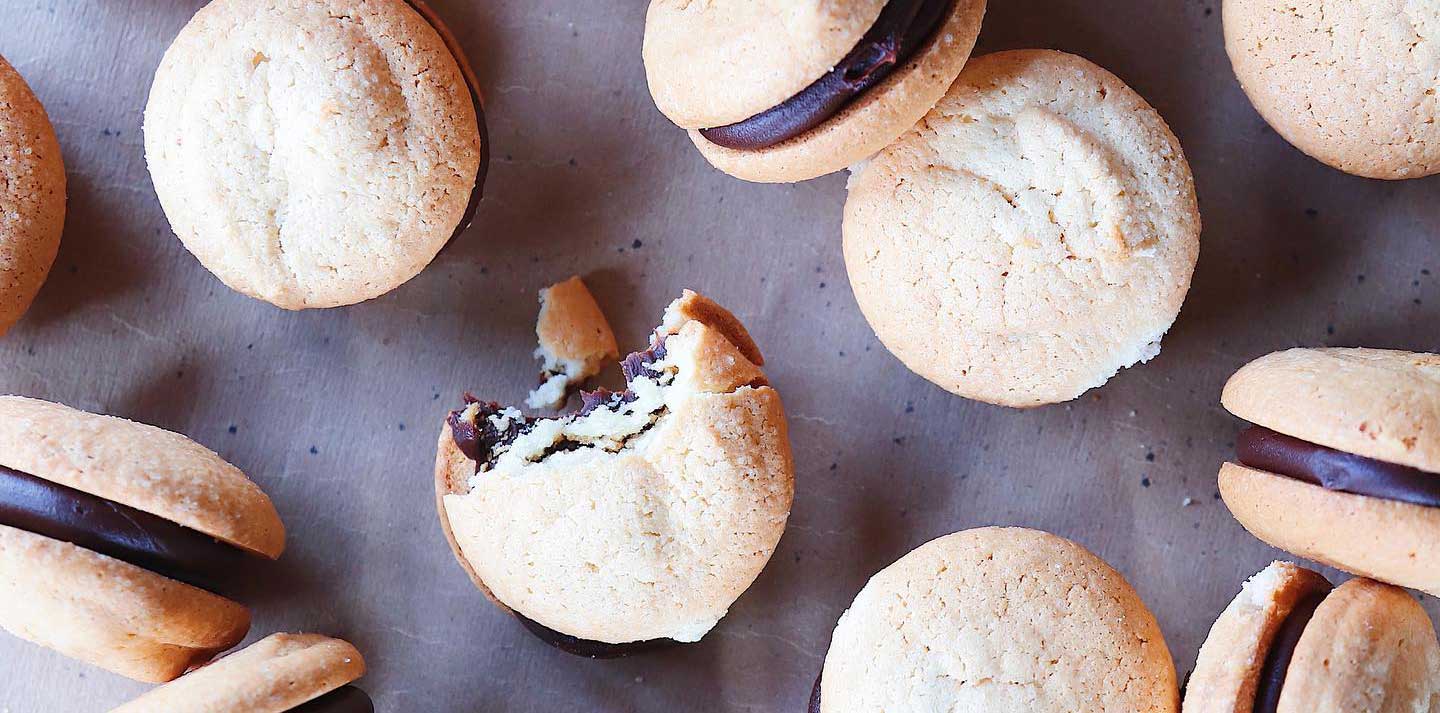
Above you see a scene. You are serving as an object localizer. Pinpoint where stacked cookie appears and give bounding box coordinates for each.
[643,3,1202,408]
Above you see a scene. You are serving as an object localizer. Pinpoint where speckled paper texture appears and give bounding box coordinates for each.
[1,1,1437,711]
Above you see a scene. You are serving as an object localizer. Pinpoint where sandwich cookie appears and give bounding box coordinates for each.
[1219,348,1440,596]
[144,0,487,309]
[0,54,65,335]
[1224,0,1440,179]
[1185,562,1440,713]
[436,291,793,656]
[642,0,986,183]
[0,396,285,681]
[843,50,1201,407]
[113,633,370,713]
[526,275,619,410]
[810,527,1178,712]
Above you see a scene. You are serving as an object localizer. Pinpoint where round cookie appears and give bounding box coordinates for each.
[1224,0,1440,179]
[1218,348,1440,596]
[112,633,369,713]
[144,0,484,309]
[843,50,1200,407]
[643,0,986,183]
[0,396,285,681]
[814,527,1178,712]
[435,291,793,653]
[1186,563,1440,713]
[0,54,65,335]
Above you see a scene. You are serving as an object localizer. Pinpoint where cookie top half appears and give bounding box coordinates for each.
[1224,0,1440,179]
[0,54,64,335]
[818,527,1177,712]
[1223,348,1440,473]
[144,0,481,309]
[644,0,887,128]
[844,50,1200,407]
[0,395,284,558]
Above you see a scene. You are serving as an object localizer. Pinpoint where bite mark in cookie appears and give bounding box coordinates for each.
[435,291,793,651]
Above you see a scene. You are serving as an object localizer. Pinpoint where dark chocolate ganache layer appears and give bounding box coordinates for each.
[1237,426,1440,508]
[290,686,374,713]
[1253,585,1331,713]
[448,340,671,474]
[515,613,679,659]
[699,0,953,150]
[0,464,249,589]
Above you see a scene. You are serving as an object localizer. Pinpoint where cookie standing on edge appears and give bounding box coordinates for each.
[0,396,285,682]
[642,0,986,183]
[1224,0,1440,179]
[144,0,486,309]
[1185,562,1440,713]
[843,50,1201,407]
[1218,347,1440,596]
[112,633,370,713]
[810,527,1178,712]
[435,291,793,656]
[0,54,64,335]
[526,275,619,410]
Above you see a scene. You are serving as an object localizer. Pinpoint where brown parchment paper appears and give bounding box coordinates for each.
[1,1,1436,711]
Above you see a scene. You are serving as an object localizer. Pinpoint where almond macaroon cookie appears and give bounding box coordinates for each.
[1219,347,1440,597]
[144,0,486,309]
[843,50,1201,407]
[1224,0,1440,179]
[642,0,986,183]
[436,291,793,656]
[1185,562,1440,713]
[0,54,65,335]
[113,633,370,713]
[0,396,285,682]
[809,527,1178,712]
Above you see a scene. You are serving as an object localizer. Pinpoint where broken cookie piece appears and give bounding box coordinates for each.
[434,291,794,656]
[525,276,619,410]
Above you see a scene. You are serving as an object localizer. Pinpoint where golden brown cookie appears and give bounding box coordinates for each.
[112,633,369,713]
[644,0,986,183]
[1224,0,1440,179]
[1186,564,1440,713]
[1218,348,1440,596]
[0,397,285,681]
[435,292,793,654]
[814,527,1178,712]
[144,0,484,309]
[0,53,65,335]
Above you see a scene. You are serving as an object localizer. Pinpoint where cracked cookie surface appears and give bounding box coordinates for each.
[0,55,64,335]
[144,0,481,309]
[818,527,1178,712]
[843,49,1200,407]
[1225,0,1440,179]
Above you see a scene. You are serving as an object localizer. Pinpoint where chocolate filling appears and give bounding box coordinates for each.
[450,339,687,656]
[698,0,953,150]
[515,613,679,659]
[807,673,822,712]
[1253,586,1331,713]
[0,464,250,589]
[448,340,671,473]
[289,686,374,713]
[1237,426,1440,508]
